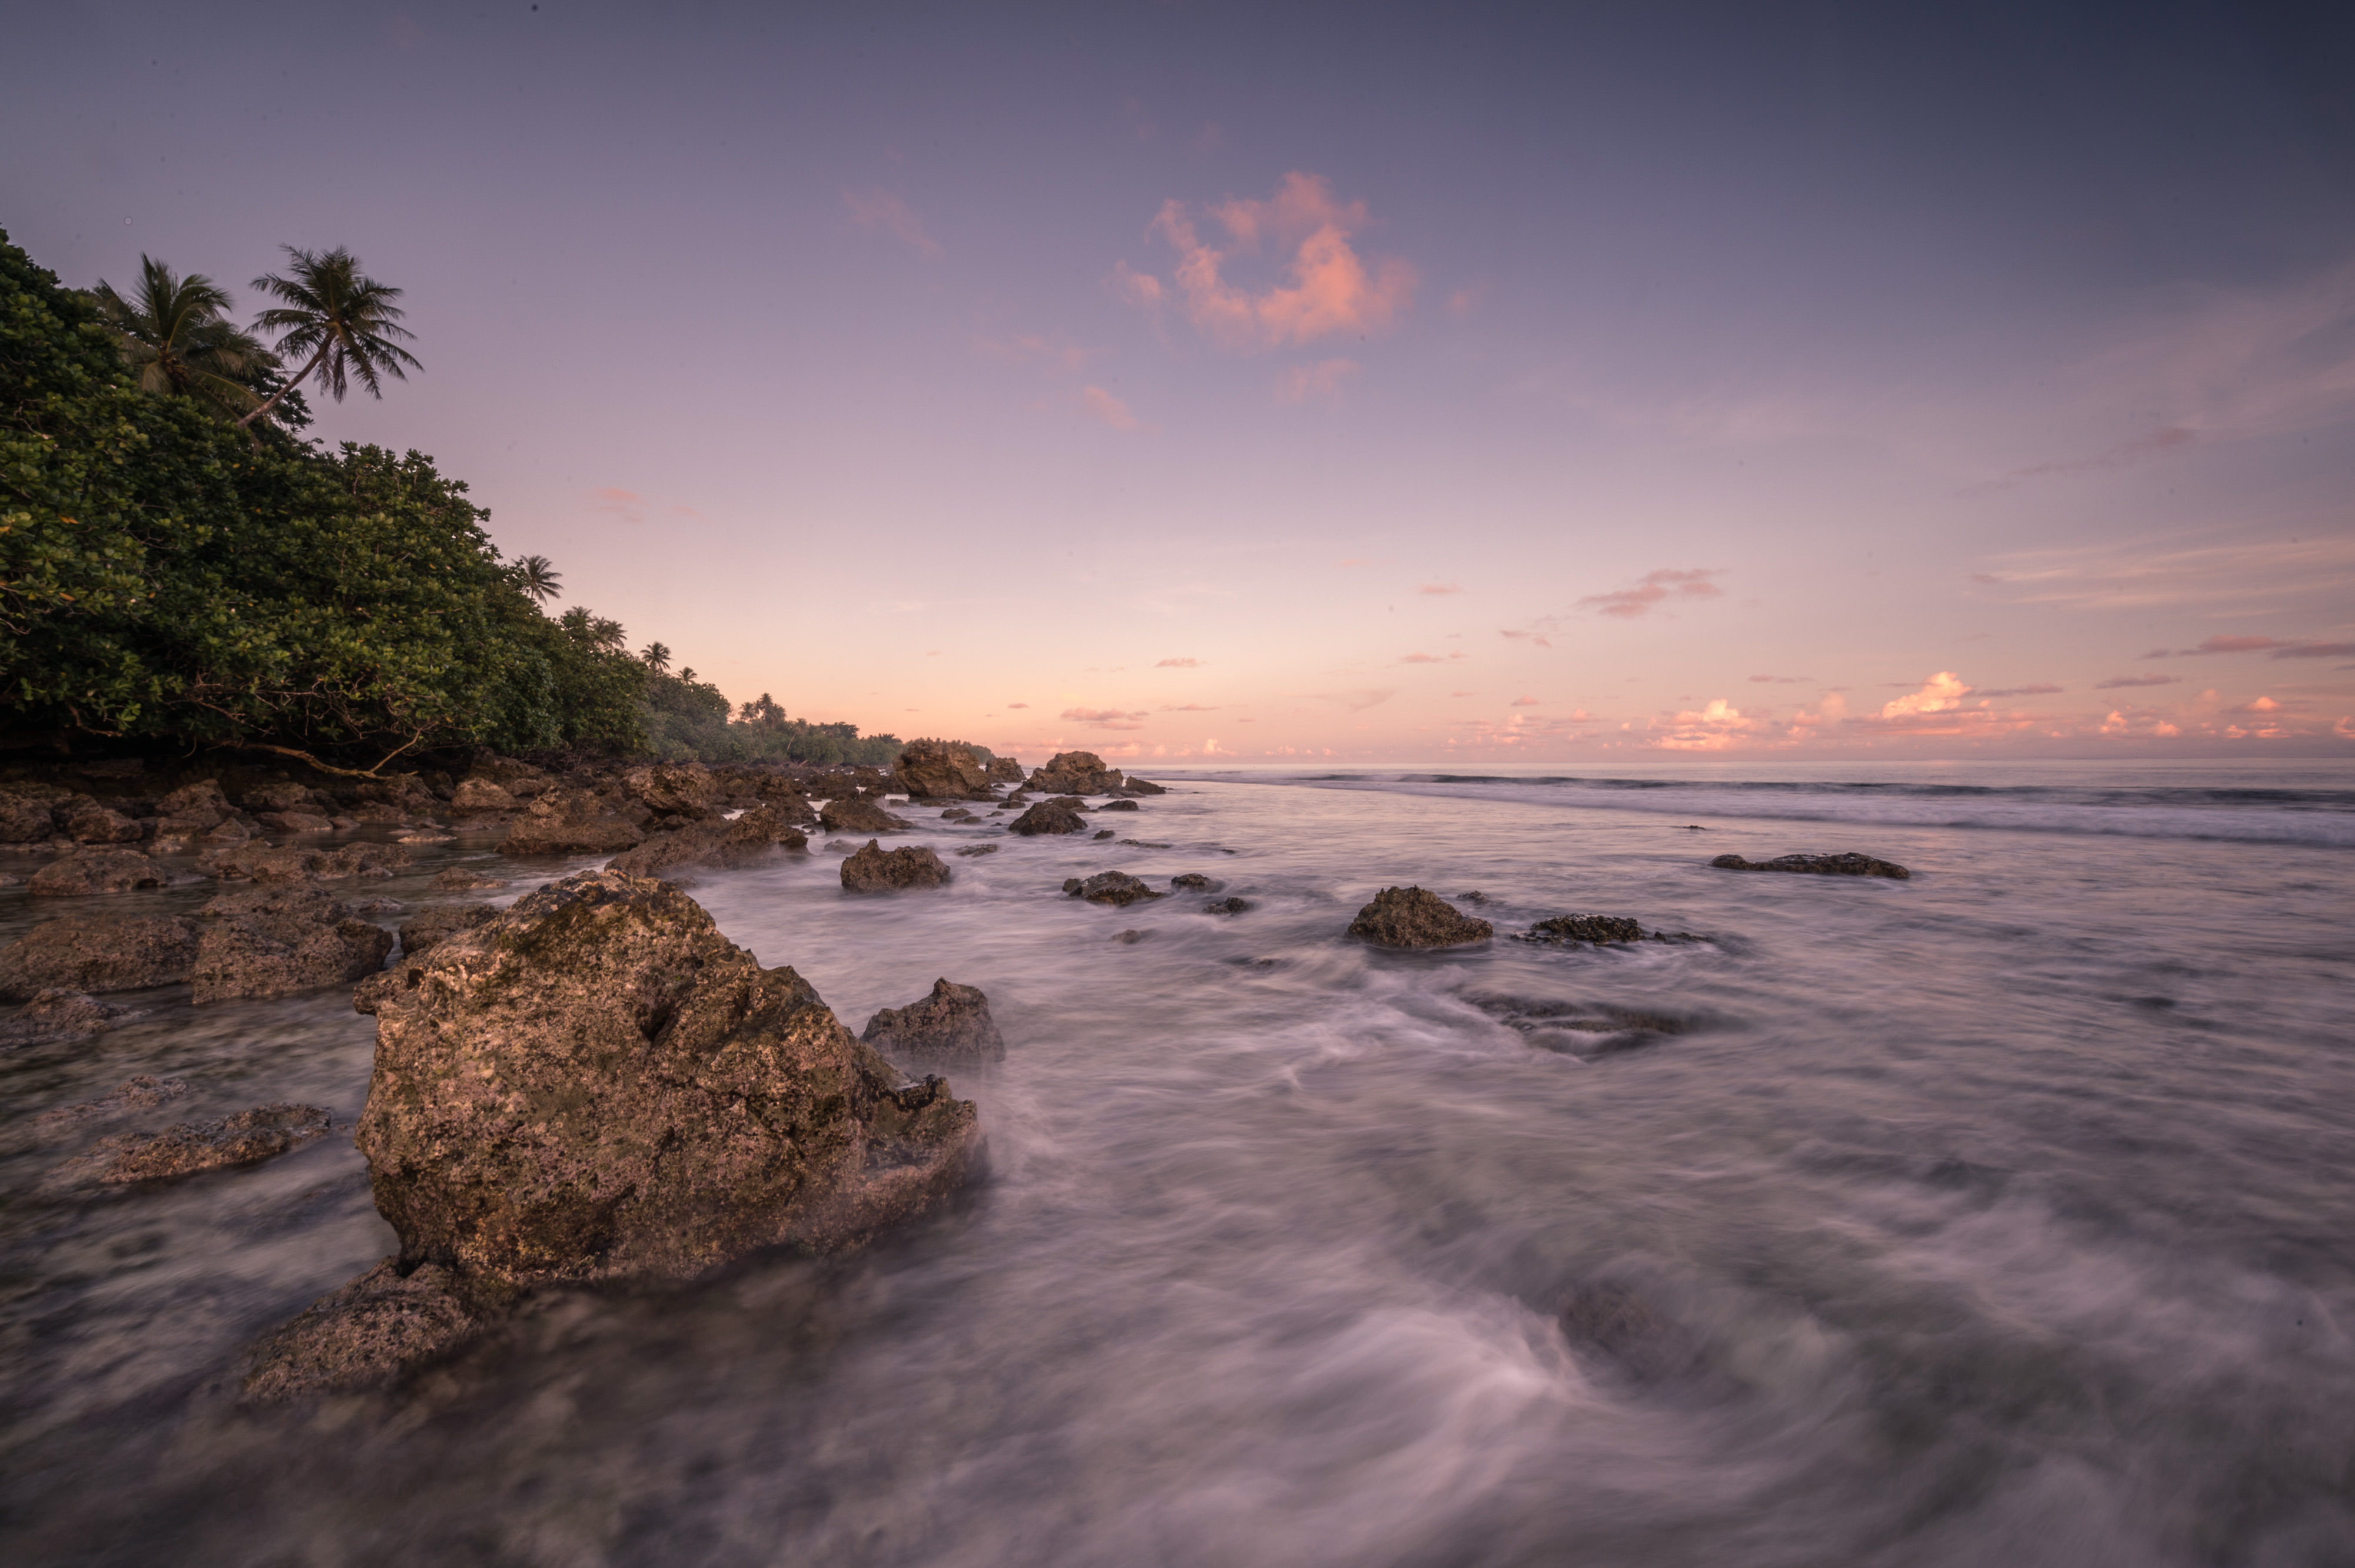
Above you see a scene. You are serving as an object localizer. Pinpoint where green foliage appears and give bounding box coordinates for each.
[640,674,901,766]
[88,256,278,425]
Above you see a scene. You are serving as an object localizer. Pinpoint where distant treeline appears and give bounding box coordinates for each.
[0,229,904,773]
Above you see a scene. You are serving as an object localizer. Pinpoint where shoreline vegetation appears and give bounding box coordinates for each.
[1,227,922,781]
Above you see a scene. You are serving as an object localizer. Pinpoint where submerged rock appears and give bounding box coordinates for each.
[1027,751,1124,796]
[1064,871,1163,907]
[1521,914,1646,945]
[0,990,143,1048]
[1007,800,1086,836]
[1710,851,1910,880]
[28,848,167,897]
[1117,778,1167,796]
[841,840,953,892]
[1204,897,1252,914]
[191,886,394,1004]
[893,740,994,801]
[1099,799,1140,812]
[351,870,978,1292]
[0,913,200,999]
[955,843,1000,857]
[1348,887,1493,949]
[242,1259,480,1403]
[1170,873,1220,891]
[431,865,508,891]
[820,796,909,834]
[862,979,1006,1062]
[397,903,499,957]
[201,841,411,883]
[64,1103,331,1184]
[1558,1281,1706,1384]
[28,1073,188,1131]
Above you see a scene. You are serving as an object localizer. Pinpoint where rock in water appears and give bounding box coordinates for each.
[1710,851,1910,880]
[1007,800,1087,836]
[352,870,978,1287]
[1348,887,1494,949]
[0,913,200,999]
[984,757,1024,784]
[621,762,719,818]
[606,805,811,880]
[397,902,499,957]
[1170,873,1221,891]
[1064,871,1163,907]
[1119,777,1167,796]
[28,848,167,897]
[1099,799,1140,812]
[243,1259,479,1402]
[893,740,994,801]
[0,990,142,1048]
[841,840,953,892]
[1521,914,1646,944]
[501,790,646,854]
[201,841,412,883]
[820,796,909,834]
[862,979,1006,1062]
[1027,751,1125,795]
[1205,897,1252,914]
[432,866,508,891]
[191,886,394,1004]
[65,1103,331,1183]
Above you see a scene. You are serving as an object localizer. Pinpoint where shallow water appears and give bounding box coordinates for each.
[4,766,2353,1566]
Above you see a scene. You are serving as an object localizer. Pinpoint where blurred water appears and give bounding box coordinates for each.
[2,768,2353,1566]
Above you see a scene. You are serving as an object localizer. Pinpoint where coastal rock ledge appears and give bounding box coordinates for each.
[1710,851,1910,880]
[244,869,979,1401]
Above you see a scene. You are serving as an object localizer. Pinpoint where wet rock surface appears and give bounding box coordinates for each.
[396,903,500,957]
[606,805,811,880]
[862,979,1007,1062]
[1170,873,1220,891]
[893,740,994,801]
[820,796,909,834]
[431,866,508,891]
[27,1073,188,1132]
[1348,886,1494,949]
[1099,799,1140,812]
[1520,914,1646,944]
[1064,871,1163,907]
[1469,994,1694,1057]
[201,841,412,883]
[1026,751,1125,796]
[0,990,144,1048]
[501,791,647,855]
[191,886,395,1004]
[61,1103,332,1184]
[841,840,953,892]
[984,756,1025,784]
[28,848,167,897]
[0,913,200,999]
[621,763,719,819]
[241,1259,480,1403]
[1007,800,1087,836]
[1711,851,1911,880]
[1204,897,1253,914]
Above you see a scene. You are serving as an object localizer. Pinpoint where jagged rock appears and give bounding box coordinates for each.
[749,781,819,825]
[1170,873,1221,891]
[1027,751,1125,795]
[0,912,200,999]
[1119,778,1167,796]
[861,979,1006,1062]
[621,762,719,818]
[191,886,394,1003]
[397,903,499,957]
[256,810,336,834]
[448,778,519,814]
[956,844,999,857]
[0,990,142,1048]
[820,796,908,834]
[241,1259,480,1403]
[1521,914,1645,945]
[1063,871,1162,907]
[1710,851,1911,880]
[28,848,167,897]
[841,840,952,892]
[1348,886,1494,949]
[28,1073,188,1131]
[1204,897,1252,914]
[242,783,323,813]
[432,866,508,891]
[893,740,994,801]
[1099,799,1140,812]
[202,841,410,883]
[155,780,229,816]
[61,804,144,844]
[351,870,979,1293]
[500,789,646,854]
[1007,800,1086,836]
[607,805,810,880]
[62,1103,331,1184]
[0,794,58,843]
[984,757,1024,784]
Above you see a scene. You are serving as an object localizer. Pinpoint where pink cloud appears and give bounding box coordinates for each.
[1577,568,1725,620]
[1060,706,1150,730]
[1401,652,1444,664]
[1079,386,1142,431]
[1117,173,1416,352]
[1978,684,2064,697]
[1276,357,1361,403]
[1748,674,1810,684]
[1882,672,1972,718]
[1416,581,1461,596]
[1163,702,1219,711]
[1499,629,1554,648]
[1155,657,1201,668]
[843,188,941,257]
[589,487,646,524]
[1963,425,2195,496]
[1450,689,1477,698]
[1006,702,1029,710]
[1510,695,1538,706]
[2095,674,2181,689]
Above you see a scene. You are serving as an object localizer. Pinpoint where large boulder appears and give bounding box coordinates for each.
[351,870,979,1289]
[28,848,167,897]
[0,794,57,843]
[841,840,952,892]
[1007,800,1087,836]
[606,805,810,880]
[621,762,719,818]
[500,789,646,854]
[820,796,908,834]
[191,886,394,1004]
[396,902,499,957]
[1027,751,1125,796]
[241,782,324,814]
[155,779,232,819]
[0,913,200,999]
[893,740,994,801]
[1118,777,1167,796]
[1710,851,1911,880]
[447,778,519,814]
[61,804,144,844]
[1348,887,1494,949]
[984,757,1024,784]
[1063,871,1163,907]
[862,979,1006,1062]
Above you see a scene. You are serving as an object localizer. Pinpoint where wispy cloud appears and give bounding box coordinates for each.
[1499,628,1554,648]
[2143,634,2355,658]
[2095,674,2182,689]
[1577,568,1724,621]
[1115,172,1416,352]
[1416,581,1461,596]
[1277,357,1361,403]
[843,188,941,258]
[1510,695,1539,706]
[1155,657,1202,668]
[589,487,646,524]
[1079,386,1142,431]
[1748,674,1812,684]
[1162,702,1219,711]
[1962,426,2195,496]
[1060,706,1149,730]
[1978,684,2065,697]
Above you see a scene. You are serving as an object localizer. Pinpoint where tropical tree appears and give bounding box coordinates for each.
[89,256,277,422]
[238,246,420,428]
[640,641,672,672]
[512,553,562,603]
[558,605,628,652]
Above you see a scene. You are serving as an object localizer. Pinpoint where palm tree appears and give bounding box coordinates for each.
[238,246,421,428]
[512,555,562,604]
[558,605,629,652]
[641,642,673,674]
[91,256,278,422]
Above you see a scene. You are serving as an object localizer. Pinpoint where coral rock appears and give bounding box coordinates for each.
[1347,886,1494,949]
[841,840,952,892]
[0,913,200,999]
[862,978,1006,1062]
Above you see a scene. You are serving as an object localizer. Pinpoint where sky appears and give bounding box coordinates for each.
[6,1,2354,763]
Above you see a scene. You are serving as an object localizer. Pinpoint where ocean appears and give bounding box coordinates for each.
[4,760,2352,1566]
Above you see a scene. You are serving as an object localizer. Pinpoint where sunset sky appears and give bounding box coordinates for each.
[8,2,2352,761]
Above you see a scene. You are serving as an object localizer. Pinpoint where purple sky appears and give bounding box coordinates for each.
[8,2,2353,760]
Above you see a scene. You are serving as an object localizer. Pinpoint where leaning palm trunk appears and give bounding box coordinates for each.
[236,341,331,429]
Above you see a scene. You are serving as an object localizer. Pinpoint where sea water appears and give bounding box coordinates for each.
[2,760,2351,1566]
